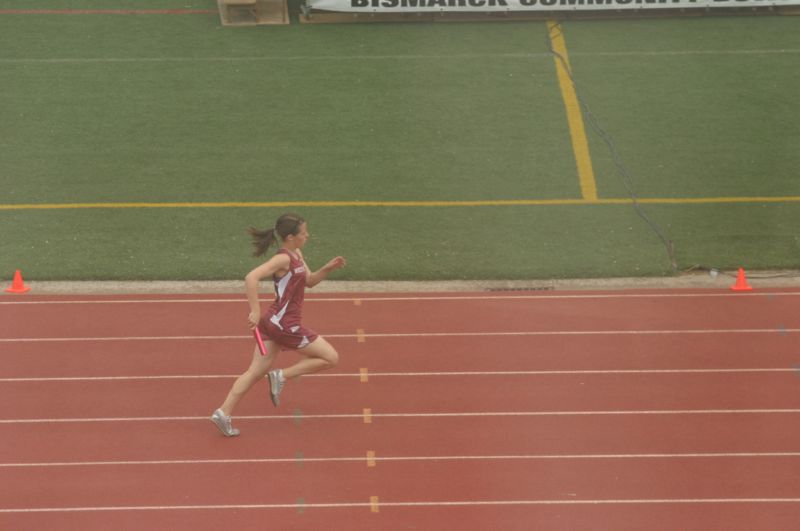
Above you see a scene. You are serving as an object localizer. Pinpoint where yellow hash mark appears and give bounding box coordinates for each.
[360,368,369,383]
[370,496,380,513]
[356,329,366,343]
[547,20,598,202]
[366,450,376,467]
[363,408,372,424]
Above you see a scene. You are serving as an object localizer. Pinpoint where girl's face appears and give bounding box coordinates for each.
[289,222,309,249]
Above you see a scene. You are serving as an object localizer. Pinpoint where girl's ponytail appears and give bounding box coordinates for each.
[247,226,277,257]
[247,213,305,257]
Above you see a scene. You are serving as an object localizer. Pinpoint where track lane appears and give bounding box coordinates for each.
[2,291,797,340]
[3,413,800,465]
[2,370,800,420]
[2,457,800,528]
[3,502,800,531]
[0,333,796,379]
[3,452,800,506]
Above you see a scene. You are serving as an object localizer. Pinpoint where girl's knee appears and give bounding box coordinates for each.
[326,349,339,368]
[310,337,338,368]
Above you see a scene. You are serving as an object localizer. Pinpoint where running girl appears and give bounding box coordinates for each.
[211,213,346,437]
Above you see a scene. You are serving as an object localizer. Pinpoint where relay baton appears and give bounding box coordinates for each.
[253,327,267,356]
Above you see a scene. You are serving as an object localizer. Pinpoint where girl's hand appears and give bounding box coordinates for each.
[305,256,347,288]
[325,256,347,272]
[248,311,260,330]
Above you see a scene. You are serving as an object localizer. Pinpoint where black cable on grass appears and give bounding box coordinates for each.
[684,264,800,280]
[545,22,678,273]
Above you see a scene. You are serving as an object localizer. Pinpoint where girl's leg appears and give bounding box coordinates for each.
[281,336,339,380]
[267,337,339,406]
[219,340,279,416]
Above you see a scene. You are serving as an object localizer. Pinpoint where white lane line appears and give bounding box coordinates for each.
[3,409,800,424]
[0,328,796,344]
[3,452,800,469]
[362,328,800,338]
[0,298,279,305]
[3,498,800,513]
[379,498,800,506]
[2,291,799,305]
[0,374,240,382]
[0,335,246,343]
[0,368,795,383]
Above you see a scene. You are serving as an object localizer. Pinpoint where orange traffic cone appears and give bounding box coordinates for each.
[5,270,30,294]
[730,268,752,292]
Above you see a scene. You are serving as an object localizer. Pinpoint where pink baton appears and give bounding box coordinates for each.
[253,327,267,356]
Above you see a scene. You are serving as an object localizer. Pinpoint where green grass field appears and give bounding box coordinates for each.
[0,5,798,281]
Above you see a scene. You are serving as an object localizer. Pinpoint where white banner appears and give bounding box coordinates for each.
[307,0,797,13]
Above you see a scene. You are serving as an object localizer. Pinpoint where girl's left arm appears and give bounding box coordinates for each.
[305,256,347,288]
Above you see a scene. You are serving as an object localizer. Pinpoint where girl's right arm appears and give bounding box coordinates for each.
[244,253,291,328]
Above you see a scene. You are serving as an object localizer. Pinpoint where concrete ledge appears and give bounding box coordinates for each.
[6,270,800,295]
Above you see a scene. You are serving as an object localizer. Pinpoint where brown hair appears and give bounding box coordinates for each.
[247,213,305,257]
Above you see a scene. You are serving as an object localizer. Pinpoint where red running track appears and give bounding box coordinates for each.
[1,289,800,529]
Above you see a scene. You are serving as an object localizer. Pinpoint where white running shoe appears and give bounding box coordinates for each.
[211,409,240,437]
[268,369,285,407]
